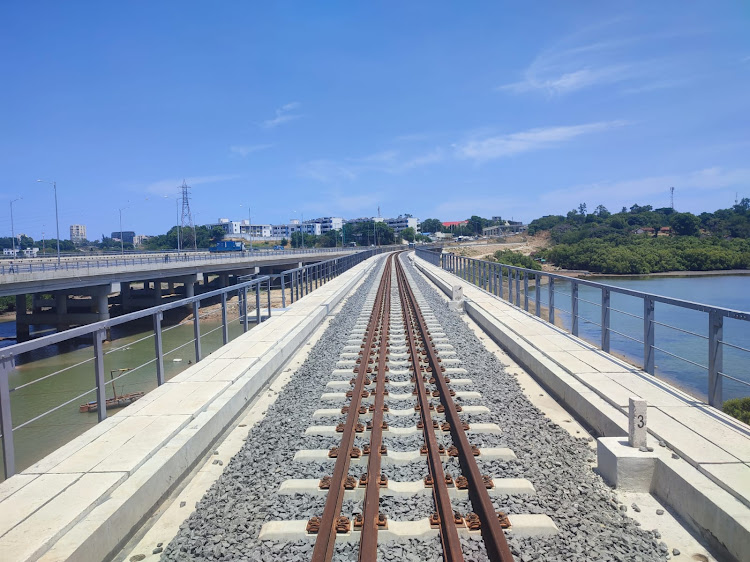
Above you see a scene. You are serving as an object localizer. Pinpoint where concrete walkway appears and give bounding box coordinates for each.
[414,256,750,561]
[0,255,383,562]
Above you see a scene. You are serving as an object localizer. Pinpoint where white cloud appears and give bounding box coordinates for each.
[262,102,302,129]
[299,159,357,182]
[498,24,687,96]
[541,167,750,212]
[143,174,240,195]
[455,121,626,161]
[300,148,445,182]
[229,144,273,157]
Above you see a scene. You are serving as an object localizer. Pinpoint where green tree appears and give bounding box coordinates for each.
[670,212,700,236]
[401,227,416,242]
[420,218,443,233]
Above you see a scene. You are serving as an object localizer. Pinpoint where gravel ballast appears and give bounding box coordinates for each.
[161,253,670,562]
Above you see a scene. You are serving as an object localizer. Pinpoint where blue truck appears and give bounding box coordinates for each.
[209,241,246,253]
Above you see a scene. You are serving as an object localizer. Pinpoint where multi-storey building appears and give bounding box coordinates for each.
[306,217,343,233]
[383,216,419,234]
[70,224,87,244]
[111,231,136,244]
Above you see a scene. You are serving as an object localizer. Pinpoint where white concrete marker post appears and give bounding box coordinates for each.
[628,397,647,448]
[449,284,465,312]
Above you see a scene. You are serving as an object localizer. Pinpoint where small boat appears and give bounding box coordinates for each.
[79,368,144,413]
[79,392,145,413]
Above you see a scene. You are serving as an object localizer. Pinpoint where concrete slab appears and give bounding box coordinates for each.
[0,472,125,561]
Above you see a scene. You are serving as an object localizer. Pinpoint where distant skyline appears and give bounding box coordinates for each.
[1,2,748,240]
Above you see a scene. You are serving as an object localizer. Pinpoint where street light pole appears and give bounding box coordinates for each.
[10,198,21,258]
[37,180,60,265]
[118,207,127,255]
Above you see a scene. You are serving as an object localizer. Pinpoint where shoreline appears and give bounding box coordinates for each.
[545,268,750,279]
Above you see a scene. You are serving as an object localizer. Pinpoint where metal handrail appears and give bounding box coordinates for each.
[416,247,750,409]
[0,245,405,277]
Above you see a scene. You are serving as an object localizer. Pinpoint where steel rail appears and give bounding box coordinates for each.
[358,255,394,559]
[312,256,393,562]
[396,254,516,562]
[395,258,465,562]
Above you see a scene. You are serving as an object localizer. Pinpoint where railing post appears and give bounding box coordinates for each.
[708,311,724,407]
[193,301,202,362]
[0,356,16,478]
[280,274,286,308]
[508,268,513,303]
[601,288,611,353]
[643,296,655,375]
[93,328,107,422]
[256,283,261,324]
[221,292,229,345]
[153,311,165,385]
[243,287,249,332]
[515,269,520,307]
[549,278,555,324]
[267,278,271,317]
[523,271,529,311]
[572,281,579,336]
[535,274,541,316]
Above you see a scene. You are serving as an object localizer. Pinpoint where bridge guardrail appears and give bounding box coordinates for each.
[0,246,368,276]
[415,247,750,409]
[0,248,397,479]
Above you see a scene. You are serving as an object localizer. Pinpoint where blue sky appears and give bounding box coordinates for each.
[1,2,748,241]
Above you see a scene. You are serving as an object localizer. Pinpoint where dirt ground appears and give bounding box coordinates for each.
[445,231,552,260]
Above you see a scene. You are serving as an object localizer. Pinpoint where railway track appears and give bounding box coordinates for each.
[260,253,556,560]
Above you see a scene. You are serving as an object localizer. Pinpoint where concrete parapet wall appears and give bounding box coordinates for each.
[0,253,385,562]
[413,256,750,562]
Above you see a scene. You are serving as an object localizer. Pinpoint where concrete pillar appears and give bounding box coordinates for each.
[185,281,195,310]
[121,283,132,311]
[55,292,68,315]
[168,282,175,293]
[95,292,110,320]
[154,281,163,304]
[55,292,70,332]
[15,294,29,342]
[32,294,43,313]
[219,274,228,288]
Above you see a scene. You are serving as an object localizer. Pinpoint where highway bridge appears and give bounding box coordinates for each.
[0,247,369,341]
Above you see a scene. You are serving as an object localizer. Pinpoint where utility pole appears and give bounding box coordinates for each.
[36,180,60,265]
[179,180,195,252]
[118,206,129,255]
[10,197,21,258]
[670,187,675,210]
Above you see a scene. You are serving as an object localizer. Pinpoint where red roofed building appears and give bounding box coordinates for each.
[442,220,468,232]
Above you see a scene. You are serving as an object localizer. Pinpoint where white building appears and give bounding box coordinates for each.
[133,235,151,246]
[3,247,39,257]
[205,218,243,235]
[346,217,386,225]
[383,216,419,234]
[306,217,343,233]
[70,224,87,244]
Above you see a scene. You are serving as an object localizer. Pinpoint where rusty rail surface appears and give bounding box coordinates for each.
[308,252,515,561]
[395,254,515,562]
[311,255,394,561]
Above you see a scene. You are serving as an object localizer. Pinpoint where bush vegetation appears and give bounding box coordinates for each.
[528,200,750,274]
[722,397,750,425]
